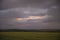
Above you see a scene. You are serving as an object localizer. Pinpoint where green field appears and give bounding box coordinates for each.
[0,32,60,40]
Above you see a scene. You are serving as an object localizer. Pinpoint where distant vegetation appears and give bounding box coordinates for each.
[0,29,60,32]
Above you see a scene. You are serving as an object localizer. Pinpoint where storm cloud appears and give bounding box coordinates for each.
[0,0,60,29]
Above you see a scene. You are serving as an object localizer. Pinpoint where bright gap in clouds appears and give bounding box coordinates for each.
[16,15,48,21]
[16,18,24,21]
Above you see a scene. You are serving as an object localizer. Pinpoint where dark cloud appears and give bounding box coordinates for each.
[47,0,60,23]
[0,0,60,29]
[1,0,56,10]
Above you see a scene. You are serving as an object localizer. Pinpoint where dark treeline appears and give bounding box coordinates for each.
[0,29,60,32]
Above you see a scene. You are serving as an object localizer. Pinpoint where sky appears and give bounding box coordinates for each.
[0,0,60,29]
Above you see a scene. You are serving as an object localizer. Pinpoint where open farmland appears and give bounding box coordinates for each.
[0,32,60,40]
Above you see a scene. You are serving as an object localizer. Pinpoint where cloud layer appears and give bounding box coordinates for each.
[0,0,60,29]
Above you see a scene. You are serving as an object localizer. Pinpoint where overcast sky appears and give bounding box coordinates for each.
[0,0,60,29]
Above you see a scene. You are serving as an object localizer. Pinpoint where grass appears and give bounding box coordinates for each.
[0,32,60,40]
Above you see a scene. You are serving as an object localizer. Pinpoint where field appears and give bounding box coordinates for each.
[0,32,60,40]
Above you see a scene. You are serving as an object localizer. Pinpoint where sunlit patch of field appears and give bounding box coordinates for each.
[0,32,60,40]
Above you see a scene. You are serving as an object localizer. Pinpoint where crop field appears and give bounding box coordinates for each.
[0,32,60,40]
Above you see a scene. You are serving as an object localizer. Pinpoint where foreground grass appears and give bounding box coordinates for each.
[0,32,60,40]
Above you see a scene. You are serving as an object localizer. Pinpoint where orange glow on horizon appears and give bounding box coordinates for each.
[16,16,46,21]
[16,18,24,21]
[28,16,42,19]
